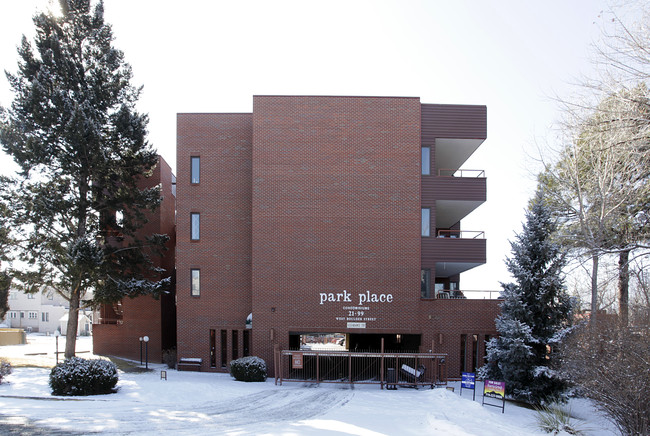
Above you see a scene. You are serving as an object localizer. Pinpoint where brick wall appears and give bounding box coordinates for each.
[93,156,176,363]
[176,113,253,368]
[419,299,500,377]
[251,96,422,367]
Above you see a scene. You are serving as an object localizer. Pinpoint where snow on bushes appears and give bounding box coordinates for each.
[49,357,118,396]
[0,359,11,384]
[229,356,267,382]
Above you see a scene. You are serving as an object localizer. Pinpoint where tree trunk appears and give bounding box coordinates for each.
[590,253,599,325]
[64,288,80,359]
[618,249,630,327]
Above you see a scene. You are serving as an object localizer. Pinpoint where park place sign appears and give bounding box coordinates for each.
[319,290,394,305]
[319,290,394,328]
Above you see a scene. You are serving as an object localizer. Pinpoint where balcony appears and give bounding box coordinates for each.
[422,169,486,227]
[421,230,486,275]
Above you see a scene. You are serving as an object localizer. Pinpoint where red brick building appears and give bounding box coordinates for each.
[93,156,177,362]
[175,96,500,377]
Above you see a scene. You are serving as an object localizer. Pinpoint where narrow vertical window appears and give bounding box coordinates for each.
[420,269,431,298]
[191,156,200,184]
[421,208,430,237]
[484,335,491,365]
[421,147,430,175]
[191,213,200,240]
[232,330,239,361]
[221,330,227,368]
[210,329,217,368]
[460,334,467,373]
[190,269,200,297]
[243,330,250,357]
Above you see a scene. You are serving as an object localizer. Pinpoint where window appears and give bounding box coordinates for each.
[471,334,479,373]
[232,330,239,361]
[191,156,200,184]
[484,335,492,365]
[221,330,227,369]
[27,293,35,299]
[210,329,217,368]
[243,330,250,357]
[190,269,200,297]
[421,208,430,237]
[421,147,430,175]
[41,312,49,322]
[29,312,38,319]
[420,269,431,298]
[191,213,200,240]
[10,311,16,319]
[460,334,467,373]
[9,292,17,300]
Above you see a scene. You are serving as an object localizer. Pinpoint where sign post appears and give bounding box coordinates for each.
[481,380,506,413]
[461,372,476,401]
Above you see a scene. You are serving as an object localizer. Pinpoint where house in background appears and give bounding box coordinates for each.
[5,287,75,334]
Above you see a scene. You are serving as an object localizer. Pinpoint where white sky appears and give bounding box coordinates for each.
[0,1,619,291]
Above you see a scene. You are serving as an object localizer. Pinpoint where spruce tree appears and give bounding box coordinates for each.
[479,190,574,404]
[0,201,11,321]
[0,0,168,357]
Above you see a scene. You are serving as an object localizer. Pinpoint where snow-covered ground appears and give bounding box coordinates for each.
[0,334,618,435]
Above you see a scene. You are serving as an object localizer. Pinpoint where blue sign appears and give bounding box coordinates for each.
[461,372,476,389]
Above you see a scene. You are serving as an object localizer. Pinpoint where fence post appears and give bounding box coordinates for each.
[380,338,385,389]
[316,351,320,384]
[348,353,352,384]
[274,345,278,385]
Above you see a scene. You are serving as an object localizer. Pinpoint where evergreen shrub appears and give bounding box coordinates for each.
[49,357,118,396]
[229,356,267,382]
[0,359,12,383]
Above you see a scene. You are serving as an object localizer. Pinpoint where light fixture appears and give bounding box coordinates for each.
[143,336,150,369]
[54,330,61,364]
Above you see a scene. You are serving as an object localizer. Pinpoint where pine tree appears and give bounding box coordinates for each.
[479,190,574,404]
[0,196,12,321]
[0,0,169,358]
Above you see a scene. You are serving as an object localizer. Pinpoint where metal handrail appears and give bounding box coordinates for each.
[436,230,485,239]
[437,168,485,178]
[430,290,502,300]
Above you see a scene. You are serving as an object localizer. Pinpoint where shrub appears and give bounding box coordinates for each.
[229,356,267,382]
[535,403,585,435]
[49,357,118,396]
[561,319,650,436]
[162,347,177,369]
[0,359,12,384]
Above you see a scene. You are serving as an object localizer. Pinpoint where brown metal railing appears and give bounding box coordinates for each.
[423,290,502,300]
[436,230,485,239]
[438,168,485,178]
[274,348,447,389]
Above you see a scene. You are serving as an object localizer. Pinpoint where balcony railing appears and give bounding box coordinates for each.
[462,290,502,300]
[436,230,485,239]
[422,289,501,300]
[437,168,485,178]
